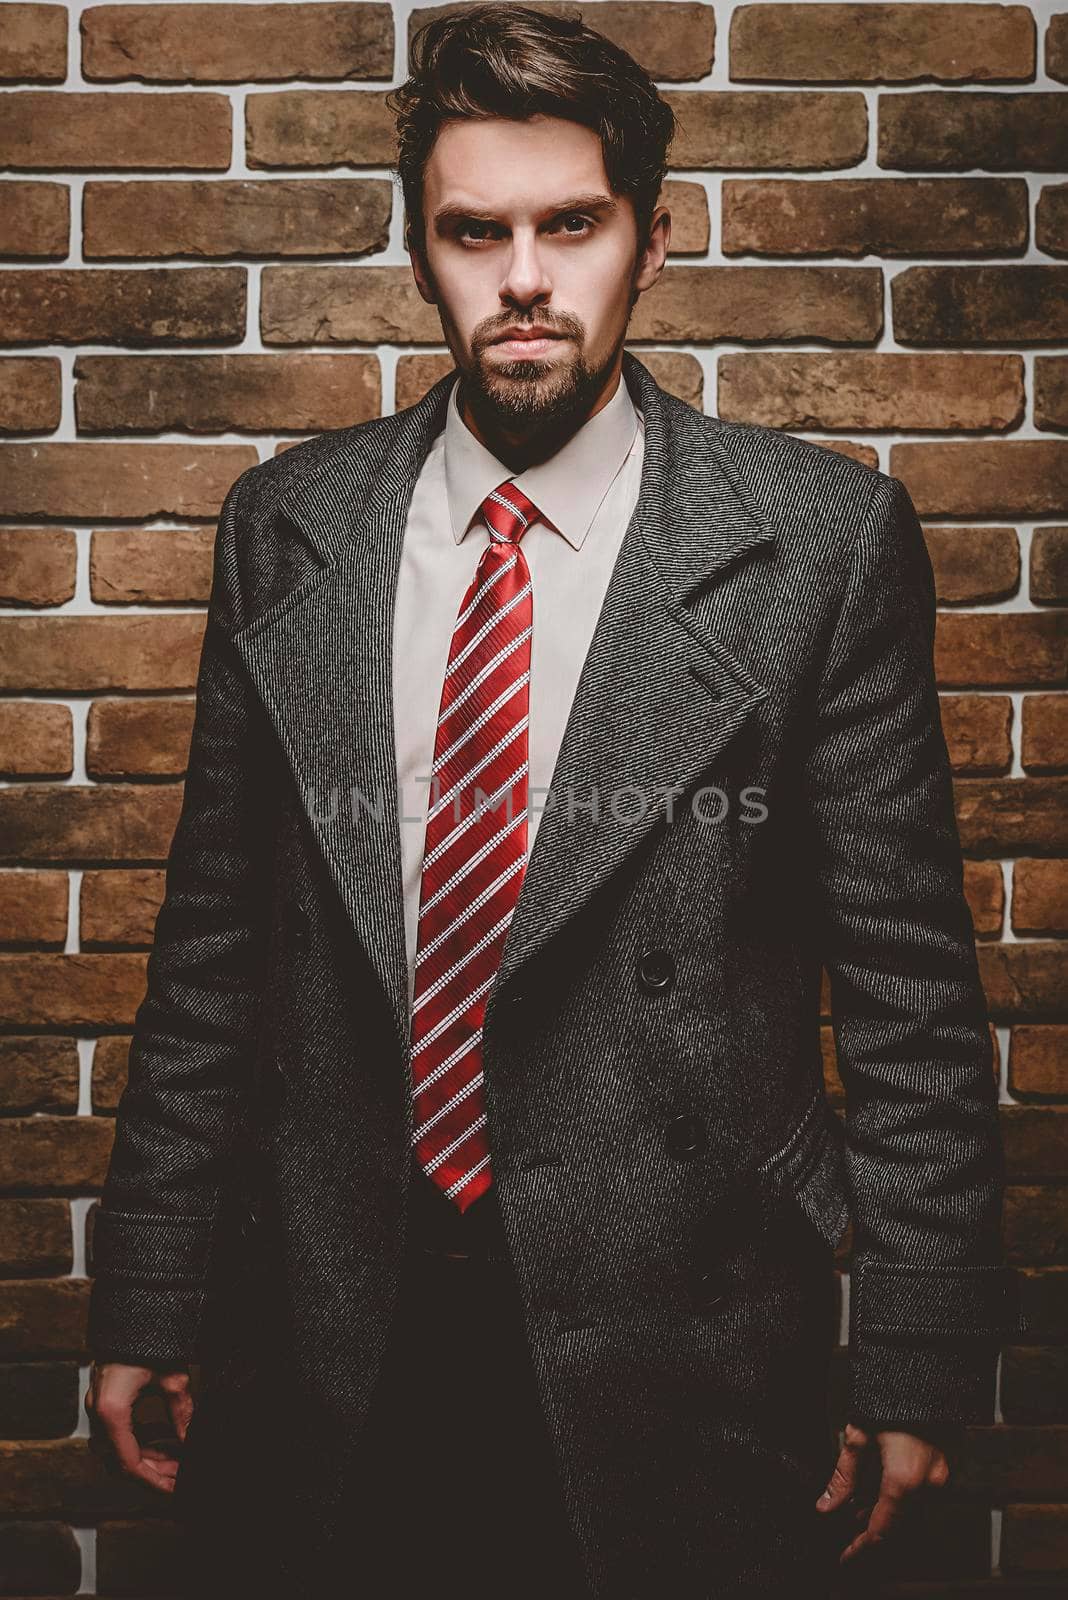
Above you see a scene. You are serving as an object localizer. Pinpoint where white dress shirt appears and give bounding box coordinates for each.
[392,368,645,1014]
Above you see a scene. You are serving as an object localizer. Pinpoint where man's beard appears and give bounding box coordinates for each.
[461,332,619,459]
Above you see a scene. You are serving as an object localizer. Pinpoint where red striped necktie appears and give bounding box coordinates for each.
[408,480,539,1212]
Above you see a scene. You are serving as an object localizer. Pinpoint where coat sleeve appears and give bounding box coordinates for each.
[801,470,1025,1426]
[87,464,269,1368]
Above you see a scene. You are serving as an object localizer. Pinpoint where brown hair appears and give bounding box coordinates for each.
[387,3,677,262]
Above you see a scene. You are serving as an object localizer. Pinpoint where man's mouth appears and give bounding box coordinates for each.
[490,331,568,357]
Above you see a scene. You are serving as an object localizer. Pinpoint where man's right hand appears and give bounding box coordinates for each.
[85,1363,194,1494]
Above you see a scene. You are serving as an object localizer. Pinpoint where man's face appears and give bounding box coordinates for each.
[408,114,669,457]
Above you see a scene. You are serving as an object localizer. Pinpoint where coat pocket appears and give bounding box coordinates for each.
[756,1087,852,1252]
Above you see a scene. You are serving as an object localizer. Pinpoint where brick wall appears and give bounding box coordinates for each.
[0,1,1065,1593]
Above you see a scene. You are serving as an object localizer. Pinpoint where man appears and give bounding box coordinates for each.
[86,6,1023,1596]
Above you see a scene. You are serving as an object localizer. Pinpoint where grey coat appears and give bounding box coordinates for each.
[88,350,1023,1595]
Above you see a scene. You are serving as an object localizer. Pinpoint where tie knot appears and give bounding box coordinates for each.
[479,480,540,545]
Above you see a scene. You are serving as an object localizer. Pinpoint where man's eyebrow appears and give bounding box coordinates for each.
[432,193,619,228]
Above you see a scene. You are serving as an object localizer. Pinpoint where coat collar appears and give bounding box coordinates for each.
[231,351,776,1060]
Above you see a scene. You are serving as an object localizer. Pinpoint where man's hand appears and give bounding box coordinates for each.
[85,1362,195,1494]
[815,1420,951,1565]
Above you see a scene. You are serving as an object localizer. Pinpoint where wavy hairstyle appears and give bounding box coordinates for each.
[387,3,678,261]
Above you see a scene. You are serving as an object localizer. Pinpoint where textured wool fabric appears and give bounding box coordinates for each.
[88,350,1025,1594]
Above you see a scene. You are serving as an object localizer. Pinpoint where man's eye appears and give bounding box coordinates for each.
[555,214,592,235]
[457,221,498,244]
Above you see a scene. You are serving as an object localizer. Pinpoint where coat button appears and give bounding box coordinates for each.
[288,899,311,952]
[665,1112,707,1160]
[682,1261,730,1312]
[637,947,675,992]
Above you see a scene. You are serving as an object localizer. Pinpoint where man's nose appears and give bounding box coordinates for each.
[498,230,552,304]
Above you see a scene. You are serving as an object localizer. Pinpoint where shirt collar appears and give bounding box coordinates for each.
[444,367,642,550]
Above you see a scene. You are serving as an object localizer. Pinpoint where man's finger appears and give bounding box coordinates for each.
[839,1476,912,1563]
[816,1422,870,1511]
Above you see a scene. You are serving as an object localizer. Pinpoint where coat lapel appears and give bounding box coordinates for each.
[230,351,776,1057]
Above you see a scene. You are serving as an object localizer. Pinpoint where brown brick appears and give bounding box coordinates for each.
[1010,1026,1068,1099]
[0,787,182,867]
[0,356,60,431]
[1036,358,1068,433]
[86,698,195,779]
[80,869,165,949]
[717,353,1022,433]
[0,1280,90,1357]
[1050,14,1068,83]
[627,267,882,343]
[0,871,68,950]
[0,1435,165,1518]
[0,179,69,257]
[955,778,1068,854]
[410,4,717,82]
[0,1519,80,1590]
[0,442,257,519]
[1033,519,1065,614]
[91,1036,130,1115]
[0,702,73,779]
[0,91,231,169]
[963,858,1004,938]
[1003,1108,1068,1181]
[0,1118,114,1194]
[939,693,1013,775]
[76,353,382,434]
[1001,1345,1068,1424]
[1004,1267,1061,1344]
[0,957,143,1035]
[587,3,717,81]
[1017,1265,1068,1340]
[96,1517,188,1596]
[1037,182,1068,258]
[262,264,440,343]
[0,614,208,692]
[980,942,1068,1019]
[663,89,867,169]
[83,2,392,82]
[957,1423,1068,1501]
[891,441,1068,517]
[246,87,396,168]
[1001,1504,1068,1572]
[0,1037,77,1115]
[0,1365,80,1440]
[935,615,1066,687]
[660,180,710,254]
[0,266,246,345]
[722,177,1027,257]
[1030,526,1068,605]
[1005,1186,1068,1267]
[879,91,1067,170]
[0,1200,72,1277]
[730,4,1035,84]
[924,526,1020,603]
[83,177,391,260]
[89,527,214,605]
[0,527,76,606]
[1023,694,1068,774]
[0,4,68,82]
[813,440,878,468]
[1013,860,1068,938]
[892,265,1068,346]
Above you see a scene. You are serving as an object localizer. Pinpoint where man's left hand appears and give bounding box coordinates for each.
[815,1420,952,1564]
